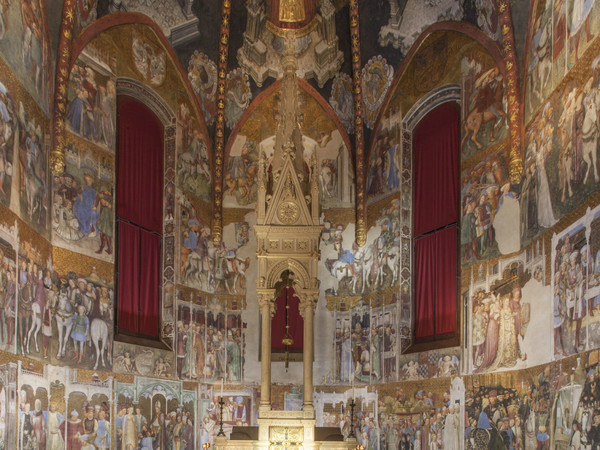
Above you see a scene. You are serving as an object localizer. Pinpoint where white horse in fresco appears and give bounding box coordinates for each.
[26,288,55,354]
[327,245,372,295]
[54,289,74,359]
[89,318,110,370]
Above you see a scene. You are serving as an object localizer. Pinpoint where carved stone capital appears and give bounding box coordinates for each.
[296,290,319,318]
[257,289,276,316]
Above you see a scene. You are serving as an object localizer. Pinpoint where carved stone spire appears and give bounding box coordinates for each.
[271,34,305,179]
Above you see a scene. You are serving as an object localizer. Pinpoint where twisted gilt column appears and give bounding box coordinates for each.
[50,0,78,174]
[498,0,523,183]
[349,0,367,246]
[212,0,232,243]
[298,290,319,415]
[258,290,275,412]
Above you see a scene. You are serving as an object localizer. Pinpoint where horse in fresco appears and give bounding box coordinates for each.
[89,318,110,370]
[54,288,74,360]
[462,68,506,150]
[25,295,45,355]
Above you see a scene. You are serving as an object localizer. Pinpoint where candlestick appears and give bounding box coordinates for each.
[217,396,226,436]
[348,398,356,438]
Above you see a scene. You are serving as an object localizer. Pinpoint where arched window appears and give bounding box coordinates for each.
[271,270,303,365]
[411,102,460,350]
[115,96,163,339]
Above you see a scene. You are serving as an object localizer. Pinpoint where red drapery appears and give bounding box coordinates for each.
[271,287,304,351]
[413,103,459,236]
[435,225,457,335]
[117,221,140,333]
[139,230,160,337]
[117,97,163,337]
[413,103,459,339]
[117,98,163,233]
[415,234,435,339]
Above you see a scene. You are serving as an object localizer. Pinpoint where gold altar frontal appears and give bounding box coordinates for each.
[213,409,357,450]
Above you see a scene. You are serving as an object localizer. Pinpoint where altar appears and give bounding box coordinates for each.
[213,32,357,450]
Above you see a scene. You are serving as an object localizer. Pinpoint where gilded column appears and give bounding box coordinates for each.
[498,0,523,183]
[258,290,275,412]
[212,0,232,243]
[349,0,367,246]
[298,290,318,415]
[50,0,78,174]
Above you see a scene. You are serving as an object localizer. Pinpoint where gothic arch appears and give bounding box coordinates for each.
[265,258,312,292]
[116,78,176,126]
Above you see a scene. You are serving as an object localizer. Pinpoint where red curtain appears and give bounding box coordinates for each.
[117,221,140,333]
[413,103,459,236]
[117,98,163,233]
[415,234,435,339]
[139,230,160,337]
[117,97,163,337]
[271,287,304,351]
[436,225,457,335]
[413,103,459,340]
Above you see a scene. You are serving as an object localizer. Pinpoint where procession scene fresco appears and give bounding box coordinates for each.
[460,56,508,158]
[51,138,114,261]
[115,376,197,450]
[175,300,245,384]
[179,192,251,296]
[329,300,400,384]
[321,199,402,298]
[198,387,255,445]
[461,147,520,263]
[64,58,117,153]
[552,204,600,360]
[525,0,600,124]
[0,0,52,113]
[0,71,16,210]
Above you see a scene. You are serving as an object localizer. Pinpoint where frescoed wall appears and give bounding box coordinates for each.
[0,0,52,112]
[1,1,600,449]
[115,376,197,450]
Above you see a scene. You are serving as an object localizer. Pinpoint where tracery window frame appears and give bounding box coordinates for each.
[400,84,462,354]
[113,78,176,350]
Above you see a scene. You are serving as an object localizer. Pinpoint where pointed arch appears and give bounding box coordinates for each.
[367,21,513,168]
[265,259,312,292]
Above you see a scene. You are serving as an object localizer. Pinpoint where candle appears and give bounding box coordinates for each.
[220,379,224,397]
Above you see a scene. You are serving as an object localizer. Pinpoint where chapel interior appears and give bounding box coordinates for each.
[1,0,600,449]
